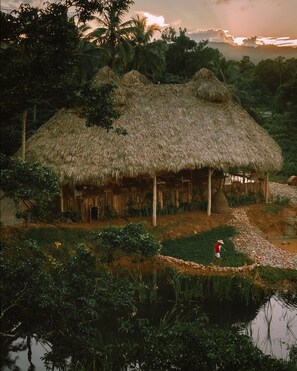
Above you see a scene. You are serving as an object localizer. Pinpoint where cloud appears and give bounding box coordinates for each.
[257,36,297,47]
[188,28,236,45]
[188,29,297,48]
[136,11,168,28]
[242,36,258,47]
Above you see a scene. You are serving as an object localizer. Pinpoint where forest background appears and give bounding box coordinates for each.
[1,0,296,178]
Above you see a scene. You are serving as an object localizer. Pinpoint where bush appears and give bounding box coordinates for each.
[121,319,294,371]
[271,194,290,206]
[264,194,291,214]
[92,222,161,263]
[125,200,207,218]
[289,344,297,366]
[226,192,264,207]
[59,210,81,223]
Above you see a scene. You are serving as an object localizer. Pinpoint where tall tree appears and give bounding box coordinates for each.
[87,0,135,70]
[127,15,165,79]
[0,3,80,157]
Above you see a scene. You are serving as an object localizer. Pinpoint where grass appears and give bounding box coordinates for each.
[161,225,252,267]
[23,227,94,250]
[254,266,297,286]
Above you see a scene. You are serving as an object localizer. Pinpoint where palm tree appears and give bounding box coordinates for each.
[86,0,134,71]
[128,15,165,79]
[129,14,161,45]
[75,23,102,83]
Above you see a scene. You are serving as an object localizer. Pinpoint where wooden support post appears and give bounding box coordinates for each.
[152,174,157,227]
[60,185,64,213]
[243,169,247,195]
[265,172,269,204]
[207,167,212,216]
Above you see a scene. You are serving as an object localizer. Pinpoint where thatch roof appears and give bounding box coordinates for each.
[22,67,283,185]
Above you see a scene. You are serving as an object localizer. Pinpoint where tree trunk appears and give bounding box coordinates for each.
[21,109,27,159]
[60,185,64,213]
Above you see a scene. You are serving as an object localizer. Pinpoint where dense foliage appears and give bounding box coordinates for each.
[75,82,122,131]
[92,222,161,262]
[0,155,60,222]
[1,235,296,370]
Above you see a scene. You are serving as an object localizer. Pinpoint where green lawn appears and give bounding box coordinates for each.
[161,226,252,267]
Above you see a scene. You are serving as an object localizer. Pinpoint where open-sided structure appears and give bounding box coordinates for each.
[22,67,282,224]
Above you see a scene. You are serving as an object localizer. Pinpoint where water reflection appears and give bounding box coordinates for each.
[2,294,296,370]
[2,338,50,371]
[241,293,297,360]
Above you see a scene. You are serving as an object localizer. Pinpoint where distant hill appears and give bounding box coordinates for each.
[208,42,297,63]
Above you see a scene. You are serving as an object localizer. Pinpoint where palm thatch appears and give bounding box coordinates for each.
[22,67,282,185]
[92,65,121,86]
[190,68,231,102]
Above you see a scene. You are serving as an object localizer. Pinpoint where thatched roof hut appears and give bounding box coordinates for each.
[23,67,282,185]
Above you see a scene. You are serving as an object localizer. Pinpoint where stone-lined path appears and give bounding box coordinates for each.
[231,207,297,270]
[160,182,297,272]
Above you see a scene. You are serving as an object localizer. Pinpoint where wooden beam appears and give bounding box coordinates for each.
[60,185,64,212]
[243,169,247,195]
[207,167,212,216]
[152,174,157,226]
[265,172,269,204]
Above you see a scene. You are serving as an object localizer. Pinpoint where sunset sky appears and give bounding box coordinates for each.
[128,0,297,47]
[2,0,297,47]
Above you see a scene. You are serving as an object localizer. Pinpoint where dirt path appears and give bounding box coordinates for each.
[231,207,297,270]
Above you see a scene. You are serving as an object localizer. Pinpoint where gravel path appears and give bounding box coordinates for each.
[229,182,297,270]
[160,182,297,273]
[231,207,297,270]
[270,182,297,205]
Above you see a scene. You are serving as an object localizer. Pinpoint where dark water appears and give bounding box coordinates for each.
[2,293,296,370]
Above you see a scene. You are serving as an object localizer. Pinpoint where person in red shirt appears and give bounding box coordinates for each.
[214,239,224,259]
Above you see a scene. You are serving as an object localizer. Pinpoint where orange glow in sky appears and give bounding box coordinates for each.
[129,0,297,48]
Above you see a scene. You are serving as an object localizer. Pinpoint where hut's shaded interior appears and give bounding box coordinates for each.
[62,167,265,222]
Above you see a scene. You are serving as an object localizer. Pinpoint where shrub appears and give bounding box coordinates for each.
[92,222,161,263]
[121,319,294,371]
[271,194,290,206]
[226,192,263,207]
[289,344,297,366]
[264,194,291,214]
[59,211,81,223]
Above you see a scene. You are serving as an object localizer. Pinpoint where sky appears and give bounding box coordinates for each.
[2,0,297,47]
[127,0,297,47]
